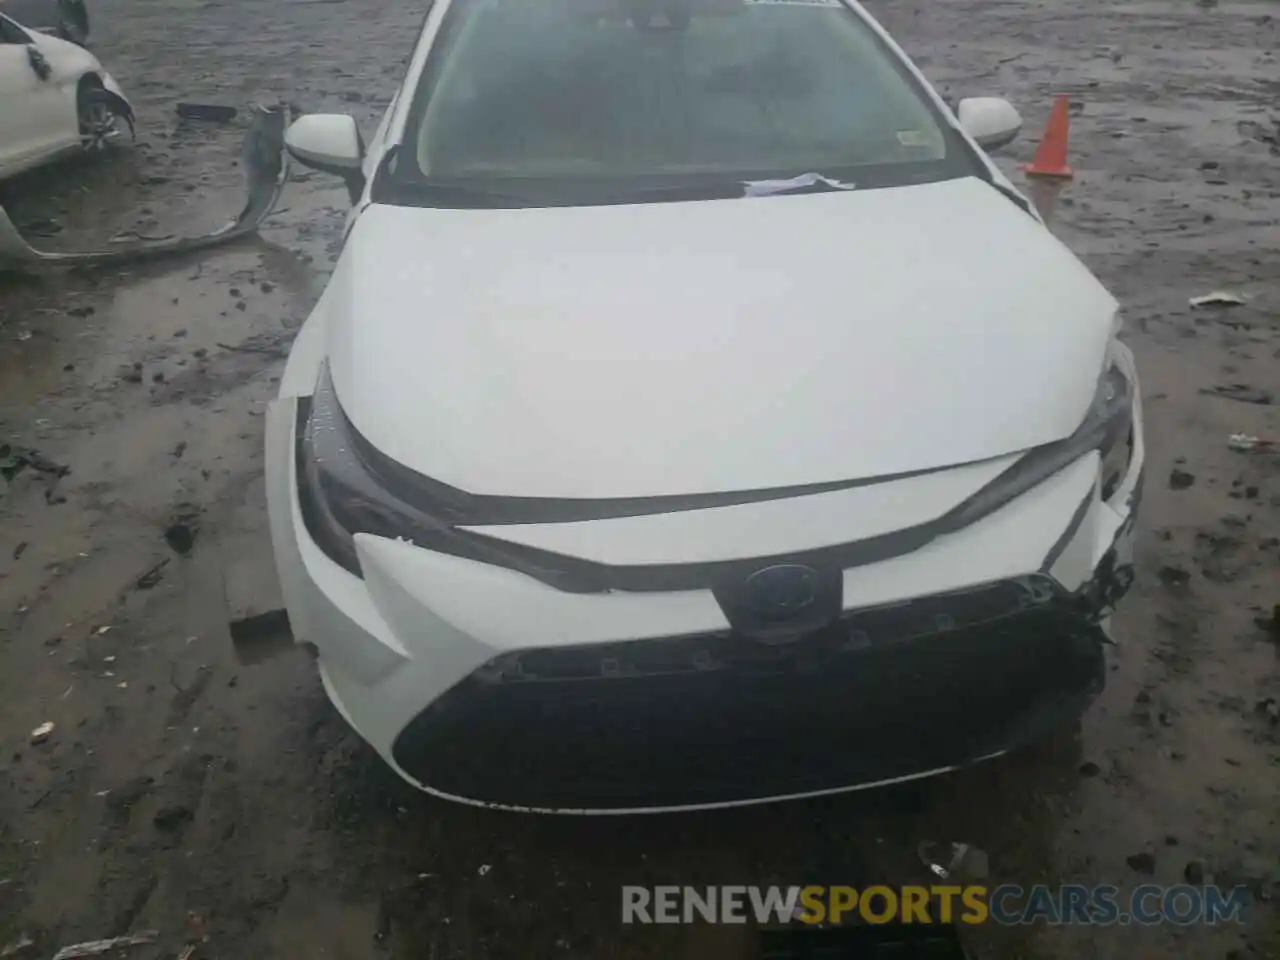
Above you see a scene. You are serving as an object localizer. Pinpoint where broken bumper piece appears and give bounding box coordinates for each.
[0,103,290,270]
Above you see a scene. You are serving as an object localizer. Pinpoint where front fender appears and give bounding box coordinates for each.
[99,70,127,102]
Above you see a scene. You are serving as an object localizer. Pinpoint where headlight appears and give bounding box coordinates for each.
[296,362,458,575]
[1099,424,1134,502]
[295,364,600,590]
[949,361,1134,528]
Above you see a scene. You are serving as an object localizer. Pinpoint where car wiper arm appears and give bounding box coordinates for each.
[584,173,859,205]
[405,181,540,208]
[378,168,859,208]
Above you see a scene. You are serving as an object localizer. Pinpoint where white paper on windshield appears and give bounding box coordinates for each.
[742,172,856,197]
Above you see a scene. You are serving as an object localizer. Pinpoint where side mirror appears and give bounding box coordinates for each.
[956,97,1022,153]
[285,114,366,203]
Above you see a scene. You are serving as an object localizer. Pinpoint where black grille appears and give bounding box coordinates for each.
[392,577,1106,810]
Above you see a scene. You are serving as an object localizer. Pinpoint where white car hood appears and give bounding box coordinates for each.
[326,176,1118,500]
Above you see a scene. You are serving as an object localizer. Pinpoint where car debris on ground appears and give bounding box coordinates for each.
[0,443,69,503]
[49,931,158,960]
[1201,384,1273,405]
[0,933,34,958]
[0,444,68,483]
[223,531,293,663]
[917,841,990,880]
[133,559,169,590]
[0,103,291,270]
[175,102,238,123]
[1188,291,1248,308]
[1228,433,1277,452]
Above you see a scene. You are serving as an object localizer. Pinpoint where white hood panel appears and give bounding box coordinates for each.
[327,176,1117,499]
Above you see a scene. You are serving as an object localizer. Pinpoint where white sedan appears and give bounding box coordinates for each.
[0,11,131,180]
[266,0,1145,813]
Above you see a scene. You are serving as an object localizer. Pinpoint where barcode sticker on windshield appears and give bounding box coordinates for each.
[896,130,931,147]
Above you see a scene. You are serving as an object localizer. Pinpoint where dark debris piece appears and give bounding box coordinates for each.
[152,804,193,831]
[1200,384,1273,405]
[176,102,238,122]
[1254,604,1280,637]
[0,444,69,483]
[228,608,291,645]
[1126,852,1157,875]
[1256,698,1280,725]
[164,516,199,556]
[19,217,61,237]
[134,559,169,590]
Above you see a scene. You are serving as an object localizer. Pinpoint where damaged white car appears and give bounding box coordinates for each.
[266,0,1145,813]
[0,9,130,180]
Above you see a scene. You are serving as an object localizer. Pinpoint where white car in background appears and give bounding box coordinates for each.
[267,0,1145,813]
[0,10,130,180]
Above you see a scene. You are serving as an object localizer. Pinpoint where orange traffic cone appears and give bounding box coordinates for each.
[1023,94,1074,180]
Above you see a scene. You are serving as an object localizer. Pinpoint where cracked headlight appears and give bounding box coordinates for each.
[1095,368,1135,502]
[295,362,460,575]
[294,363,594,591]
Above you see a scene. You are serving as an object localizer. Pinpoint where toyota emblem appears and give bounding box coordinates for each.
[741,564,821,623]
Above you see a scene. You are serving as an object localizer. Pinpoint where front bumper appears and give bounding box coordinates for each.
[264,352,1144,813]
[391,575,1109,810]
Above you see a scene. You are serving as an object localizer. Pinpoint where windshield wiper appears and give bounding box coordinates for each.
[567,174,859,205]
[599,173,859,204]
[378,164,859,209]
[402,181,541,208]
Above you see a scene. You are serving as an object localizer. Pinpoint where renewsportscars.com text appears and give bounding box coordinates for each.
[621,884,1249,926]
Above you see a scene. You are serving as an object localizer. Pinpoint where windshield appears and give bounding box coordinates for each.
[387,0,980,206]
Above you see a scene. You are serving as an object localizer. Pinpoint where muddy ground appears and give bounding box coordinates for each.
[1,0,1278,957]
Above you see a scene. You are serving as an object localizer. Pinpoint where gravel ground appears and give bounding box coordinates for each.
[1,0,1278,958]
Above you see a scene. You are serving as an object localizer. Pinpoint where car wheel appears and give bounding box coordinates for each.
[77,78,119,152]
